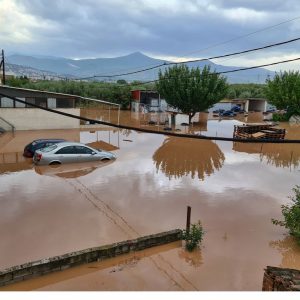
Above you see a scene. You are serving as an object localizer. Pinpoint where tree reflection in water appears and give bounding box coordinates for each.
[232,142,300,169]
[269,236,300,269]
[153,137,225,180]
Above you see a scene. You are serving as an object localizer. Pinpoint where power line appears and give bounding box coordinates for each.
[126,56,300,87]
[75,37,300,80]
[178,15,300,58]
[10,56,297,92]
[76,61,167,80]
[1,49,5,85]
[0,92,299,144]
[75,16,300,80]
[27,56,300,90]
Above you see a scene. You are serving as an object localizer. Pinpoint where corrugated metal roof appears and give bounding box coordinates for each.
[0,85,120,106]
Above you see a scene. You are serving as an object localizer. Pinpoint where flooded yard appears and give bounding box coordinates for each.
[0,110,300,291]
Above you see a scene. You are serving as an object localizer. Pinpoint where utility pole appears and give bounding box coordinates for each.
[0,49,5,85]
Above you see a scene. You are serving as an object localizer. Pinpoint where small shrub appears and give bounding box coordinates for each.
[272,186,300,244]
[181,221,204,251]
[272,112,289,122]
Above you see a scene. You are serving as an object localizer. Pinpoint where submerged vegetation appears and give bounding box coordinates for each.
[272,186,300,245]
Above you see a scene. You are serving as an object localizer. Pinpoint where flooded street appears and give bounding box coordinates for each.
[0,110,300,291]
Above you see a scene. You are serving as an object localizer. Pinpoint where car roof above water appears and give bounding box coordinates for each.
[37,142,93,151]
[52,142,87,147]
[33,139,66,143]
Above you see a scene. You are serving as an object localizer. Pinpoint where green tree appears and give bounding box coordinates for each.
[227,83,266,99]
[265,71,300,116]
[156,65,228,123]
[116,79,127,84]
[272,186,300,244]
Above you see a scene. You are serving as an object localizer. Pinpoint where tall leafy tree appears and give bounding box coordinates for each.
[156,65,228,123]
[265,71,300,115]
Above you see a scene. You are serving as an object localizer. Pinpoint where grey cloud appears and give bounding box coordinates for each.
[6,0,300,63]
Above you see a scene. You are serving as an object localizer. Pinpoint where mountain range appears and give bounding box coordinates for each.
[6,52,274,83]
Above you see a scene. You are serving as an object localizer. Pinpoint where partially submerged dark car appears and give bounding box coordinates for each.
[23,139,66,158]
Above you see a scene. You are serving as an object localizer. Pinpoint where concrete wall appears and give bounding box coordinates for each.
[0,108,80,130]
[262,266,300,291]
[0,229,182,287]
[248,99,267,112]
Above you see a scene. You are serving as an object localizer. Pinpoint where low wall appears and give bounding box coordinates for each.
[0,229,182,287]
[262,266,300,291]
[0,108,80,130]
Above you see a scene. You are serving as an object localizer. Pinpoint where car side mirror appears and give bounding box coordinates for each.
[91,152,97,155]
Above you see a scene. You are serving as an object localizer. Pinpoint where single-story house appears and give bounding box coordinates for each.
[131,90,168,112]
[208,98,275,113]
[0,85,119,131]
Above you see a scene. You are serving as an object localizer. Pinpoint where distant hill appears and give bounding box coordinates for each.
[5,63,72,80]
[6,52,274,83]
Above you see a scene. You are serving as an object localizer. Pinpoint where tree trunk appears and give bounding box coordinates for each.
[189,112,196,124]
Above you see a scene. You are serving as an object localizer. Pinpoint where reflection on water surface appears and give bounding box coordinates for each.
[0,112,300,291]
[153,137,224,180]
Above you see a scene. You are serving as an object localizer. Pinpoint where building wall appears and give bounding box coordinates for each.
[0,108,80,130]
[131,90,140,101]
[248,99,267,112]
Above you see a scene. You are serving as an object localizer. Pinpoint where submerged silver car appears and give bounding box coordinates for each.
[33,142,116,165]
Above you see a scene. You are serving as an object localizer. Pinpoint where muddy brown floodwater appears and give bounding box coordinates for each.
[0,110,300,291]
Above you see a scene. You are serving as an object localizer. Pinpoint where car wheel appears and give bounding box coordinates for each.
[101,158,110,162]
[49,161,61,166]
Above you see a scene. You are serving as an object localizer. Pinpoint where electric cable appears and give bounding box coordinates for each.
[180,15,300,58]
[0,92,299,144]
[75,37,300,80]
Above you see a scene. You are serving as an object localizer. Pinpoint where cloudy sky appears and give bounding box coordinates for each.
[1,0,300,71]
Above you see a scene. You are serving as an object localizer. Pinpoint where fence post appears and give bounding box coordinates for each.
[186,206,191,234]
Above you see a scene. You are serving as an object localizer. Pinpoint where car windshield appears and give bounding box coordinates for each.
[40,144,58,152]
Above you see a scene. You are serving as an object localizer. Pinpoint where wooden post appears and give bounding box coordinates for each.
[1,49,5,85]
[186,206,191,234]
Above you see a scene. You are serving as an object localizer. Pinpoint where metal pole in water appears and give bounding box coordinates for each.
[117,104,120,126]
[186,206,191,234]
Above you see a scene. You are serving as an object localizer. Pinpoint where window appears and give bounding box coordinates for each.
[35,97,47,108]
[74,146,94,154]
[40,144,58,153]
[55,146,76,154]
[56,98,74,108]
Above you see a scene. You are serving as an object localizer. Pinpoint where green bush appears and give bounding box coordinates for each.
[181,221,204,251]
[272,186,300,244]
[272,113,289,122]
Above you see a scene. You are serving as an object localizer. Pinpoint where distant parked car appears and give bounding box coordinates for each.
[230,106,241,112]
[220,110,236,117]
[23,139,66,158]
[212,109,225,114]
[266,108,276,113]
[33,142,116,165]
